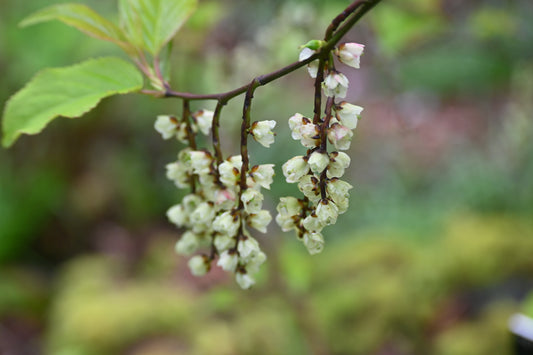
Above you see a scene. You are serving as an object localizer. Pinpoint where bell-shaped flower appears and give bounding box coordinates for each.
[167,204,187,227]
[248,210,272,233]
[336,102,363,130]
[335,43,365,69]
[217,250,239,272]
[249,164,275,190]
[189,202,216,226]
[298,175,321,202]
[308,151,330,175]
[166,162,190,189]
[282,156,309,183]
[219,155,242,188]
[238,237,260,262]
[300,123,320,148]
[236,271,255,289]
[214,234,234,253]
[251,120,276,148]
[327,151,351,178]
[214,189,237,210]
[275,196,302,231]
[154,115,178,139]
[328,123,353,151]
[299,45,321,79]
[322,71,349,98]
[316,199,339,226]
[327,178,353,214]
[302,213,325,233]
[175,231,200,255]
[303,232,325,255]
[193,109,214,136]
[188,255,209,276]
[288,113,306,140]
[213,211,240,236]
[189,151,212,175]
[245,251,267,274]
[241,188,264,214]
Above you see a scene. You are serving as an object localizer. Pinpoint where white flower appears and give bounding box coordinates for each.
[175,231,199,255]
[249,164,275,190]
[327,178,352,214]
[335,42,365,69]
[165,162,189,188]
[299,47,315,62]
[251,120,276,148]
[327,151,351,178]
[213,211,240,236]
[217,250,239,272]
[282,156,309,183]
[219,155,242,188]
[193,109,214,136]
[275,196,302,231]
[176,123,189,143]
[245,251,266,274]
[182,194,203,214]
[298,175,321,202]
[288,113,306,140]
[214,234,234,252]
[154,115,178,139]
[308,151,330,175]
[241,188,264,214]
[236,272,255,289]
[238,237,260,261]
[189,151,212,175]
[299,47,319,78]
[302,214,325,233]
[307,61,319,79]
[322,71,349,98]
[299,123,320,148]
[167,204,187,227]
[189,202,216,226]
[328,123,353,151]
[336,102,363,130]
[316,199,339,226]
[188,255,209,276]
[248,210,272,233]
[303,232,325,255]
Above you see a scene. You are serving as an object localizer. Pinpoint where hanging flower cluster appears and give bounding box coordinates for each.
[156,106,278,288]
[275,41,364,255]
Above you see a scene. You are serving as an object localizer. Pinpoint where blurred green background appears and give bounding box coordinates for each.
[1,0,533,354]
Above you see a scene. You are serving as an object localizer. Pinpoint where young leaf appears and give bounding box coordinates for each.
[2,57,143,148]
[20,3,135,54]
[119,0,197,56]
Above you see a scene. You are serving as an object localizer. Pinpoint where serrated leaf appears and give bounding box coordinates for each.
[2,57,143,147]
[20,3,134,54]
[119,0,197,56]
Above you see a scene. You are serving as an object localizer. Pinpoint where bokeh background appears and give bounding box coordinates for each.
[1,0,533,354]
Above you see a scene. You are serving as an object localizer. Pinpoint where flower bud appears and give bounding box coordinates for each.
[282,156,309,183]
[335,43,365,69]
[302,214,325,233]
[308,151,330,175]
[245,251,267,274]
[238,237,260,261]
[275,196,302,231]
[154,115,178,139]
[192,109,214,136]
[248,210,272,233]
[175,231,199,255]
[327,178,352,214]
[190,202,216,226]
[219,155,242,188]
[214,234,234,253]
[303,232,325,255]
[251,120,276,148]
[316,199,339,226]
[322,71,349,98]
[328,123,353,151]
[167,204,187,227]
[217,250,239,272]
[166,162,190,189]
[336,102,363,130]
[188,255,209,276]
[327,151,351,178]
[189,151,212,175]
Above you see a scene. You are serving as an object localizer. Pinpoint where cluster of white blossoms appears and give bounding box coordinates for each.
[156,110,277,289]
[276,41,364,254]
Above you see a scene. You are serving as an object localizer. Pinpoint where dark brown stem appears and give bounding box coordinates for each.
[238,80,260,198]
[324,0,366,41]
[319,97,335,199]
[313,58,327,125]
[211,101,224,164]
[182,100,197,192]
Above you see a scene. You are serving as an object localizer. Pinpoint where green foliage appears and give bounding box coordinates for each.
[118,0,197,57]
[19,3,134,54]
[2,57,143,147]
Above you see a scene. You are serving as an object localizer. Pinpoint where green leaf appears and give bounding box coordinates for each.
[2,57,143,147]
[20,3,134,54]
[119,0,197,56]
